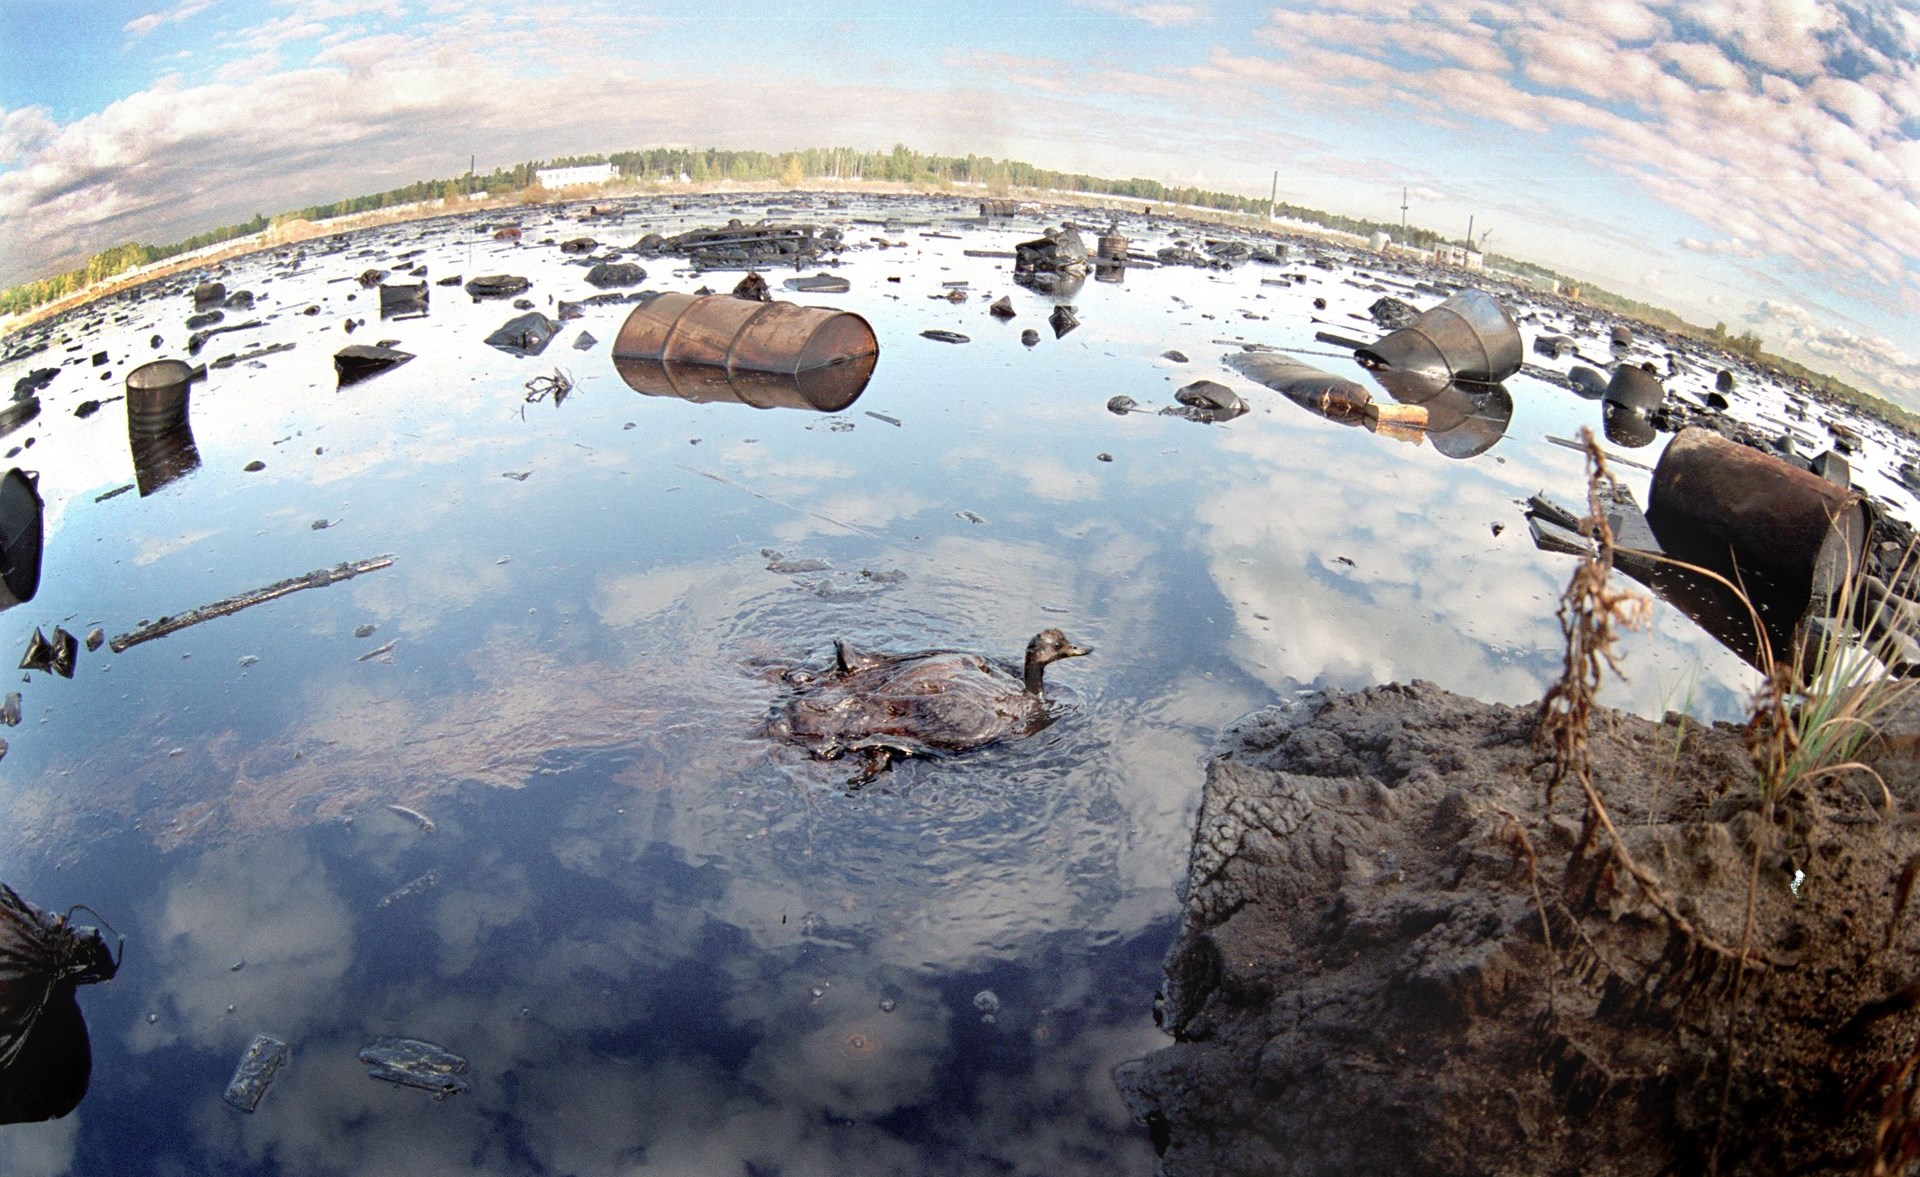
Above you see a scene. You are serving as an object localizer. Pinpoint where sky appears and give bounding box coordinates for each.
[1,0,1916,405]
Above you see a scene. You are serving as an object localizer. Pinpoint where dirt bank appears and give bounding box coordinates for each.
[1116,680,1920,1175]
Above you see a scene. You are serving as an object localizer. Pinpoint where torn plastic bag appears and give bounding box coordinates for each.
[0,883,120,1124]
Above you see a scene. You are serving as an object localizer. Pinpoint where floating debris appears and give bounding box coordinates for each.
[352,624,376,638]
[108,555,396,653]
[785,273,850,294]
[221,1035,289,1113]
[84,628,104,652]
[485,312,560,357]
[865,411,902,427]
[375,870,442,909]
[989,295,1014,319]
[357,639,398,662]
[732,272,771,302]
[358,1036,469,1097]
[465,274,530,300]
[0,693,18,726]
[585,262,646,289]
[1049,305,1079,339]
[524,369,574,405]
[19,627,76,677]
[334,344,414,387]
[385,803,436,834]
[920,330,969,344]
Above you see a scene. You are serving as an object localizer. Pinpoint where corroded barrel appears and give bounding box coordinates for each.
[613,293,878,412]
[126,360,193,439]
[1356,289,1521,387]
[1649,427,1869,604]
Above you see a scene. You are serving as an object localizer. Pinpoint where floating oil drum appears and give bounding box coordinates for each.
[1603,364,1664,413]
[612,293,877,412]
[1097,232,1128,261]
[125,360,193,439]
[1602,399,1658,448]
[1355,289,1521,387]
[1649,427,1869,606]
[0,468,45,610]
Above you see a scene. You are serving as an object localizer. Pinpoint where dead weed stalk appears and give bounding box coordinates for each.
[1536,429,1749,963]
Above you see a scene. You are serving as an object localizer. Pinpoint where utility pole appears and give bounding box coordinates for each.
[468,154,475,198]
[1268,170,1278,221]
[1467,214,1475,249]
[1400,186,1408,232]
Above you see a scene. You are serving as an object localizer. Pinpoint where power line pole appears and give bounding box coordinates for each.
[1268,170,1278,220]
[1400,186,1408,232]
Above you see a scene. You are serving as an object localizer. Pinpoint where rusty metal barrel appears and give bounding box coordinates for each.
[1603,365,1664,412]
[0,468,44,610]
[1097,232,1128,261]
[126,360,193,438]
[1648,427,1870,604]
[1355,289,1521,386]
[613,293,877,412]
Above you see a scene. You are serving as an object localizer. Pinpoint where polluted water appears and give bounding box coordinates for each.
[1,190,1916,1175]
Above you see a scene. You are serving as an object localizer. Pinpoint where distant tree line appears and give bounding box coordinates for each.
[4,141,1474,318]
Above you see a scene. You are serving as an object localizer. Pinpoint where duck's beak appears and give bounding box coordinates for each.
[1064,643,1092,658]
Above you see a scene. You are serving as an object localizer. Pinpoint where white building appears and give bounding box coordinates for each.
[1433,244,1484,270]
[534,162,616,189]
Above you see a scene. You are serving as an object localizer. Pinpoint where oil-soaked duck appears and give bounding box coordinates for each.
[769,628,1092,784]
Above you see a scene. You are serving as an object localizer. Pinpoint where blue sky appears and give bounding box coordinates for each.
[2,0,1917,403]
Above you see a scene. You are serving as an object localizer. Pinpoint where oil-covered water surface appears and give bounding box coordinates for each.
[0,193,1901,1174]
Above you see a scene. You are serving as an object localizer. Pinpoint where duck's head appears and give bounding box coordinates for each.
[1024,628,1092,692]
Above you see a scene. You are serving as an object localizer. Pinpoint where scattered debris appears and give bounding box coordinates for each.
[1174,381,1248,418]
[376,870,441,909]
[1161,350,1189,363]
[585,262,646,289]
[1049,305,1079,339]
[732,272,771,302]
[1021,329,1039,347]
[378,283,428,319]
[1367,296,1421,329]
[334,344,414,387]
[84,628,104,652]
[485,312,561,357]
[243,460,266,472]
[785,273,851,294]
[108,555,396,653]
[352,623,376,638]
[665,221,841,269]
[865,411,902,427]
[18,627,76,677]
[465,274,530,300]
[921,330,970,344]
[357,639,398,662]
[1108,396,1139,415]
[358,1036,469,1097]
[524,369,574,405]
[384,803,436,834]
[221,1035,289,1113]
[0,694,17,726]
[989,295,1015,319]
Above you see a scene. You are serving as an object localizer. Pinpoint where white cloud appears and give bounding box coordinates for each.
[1070,0,1209,28]
[123,0,214,41]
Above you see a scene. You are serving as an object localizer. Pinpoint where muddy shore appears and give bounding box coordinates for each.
[1117,679,1920,1175]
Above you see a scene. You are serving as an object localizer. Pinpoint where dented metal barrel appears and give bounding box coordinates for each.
[1355,289,1521,387]
[125,359,193,438]
[1648,427,1870,605]
[613,293,878,412]
[1603,365,1664,413]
